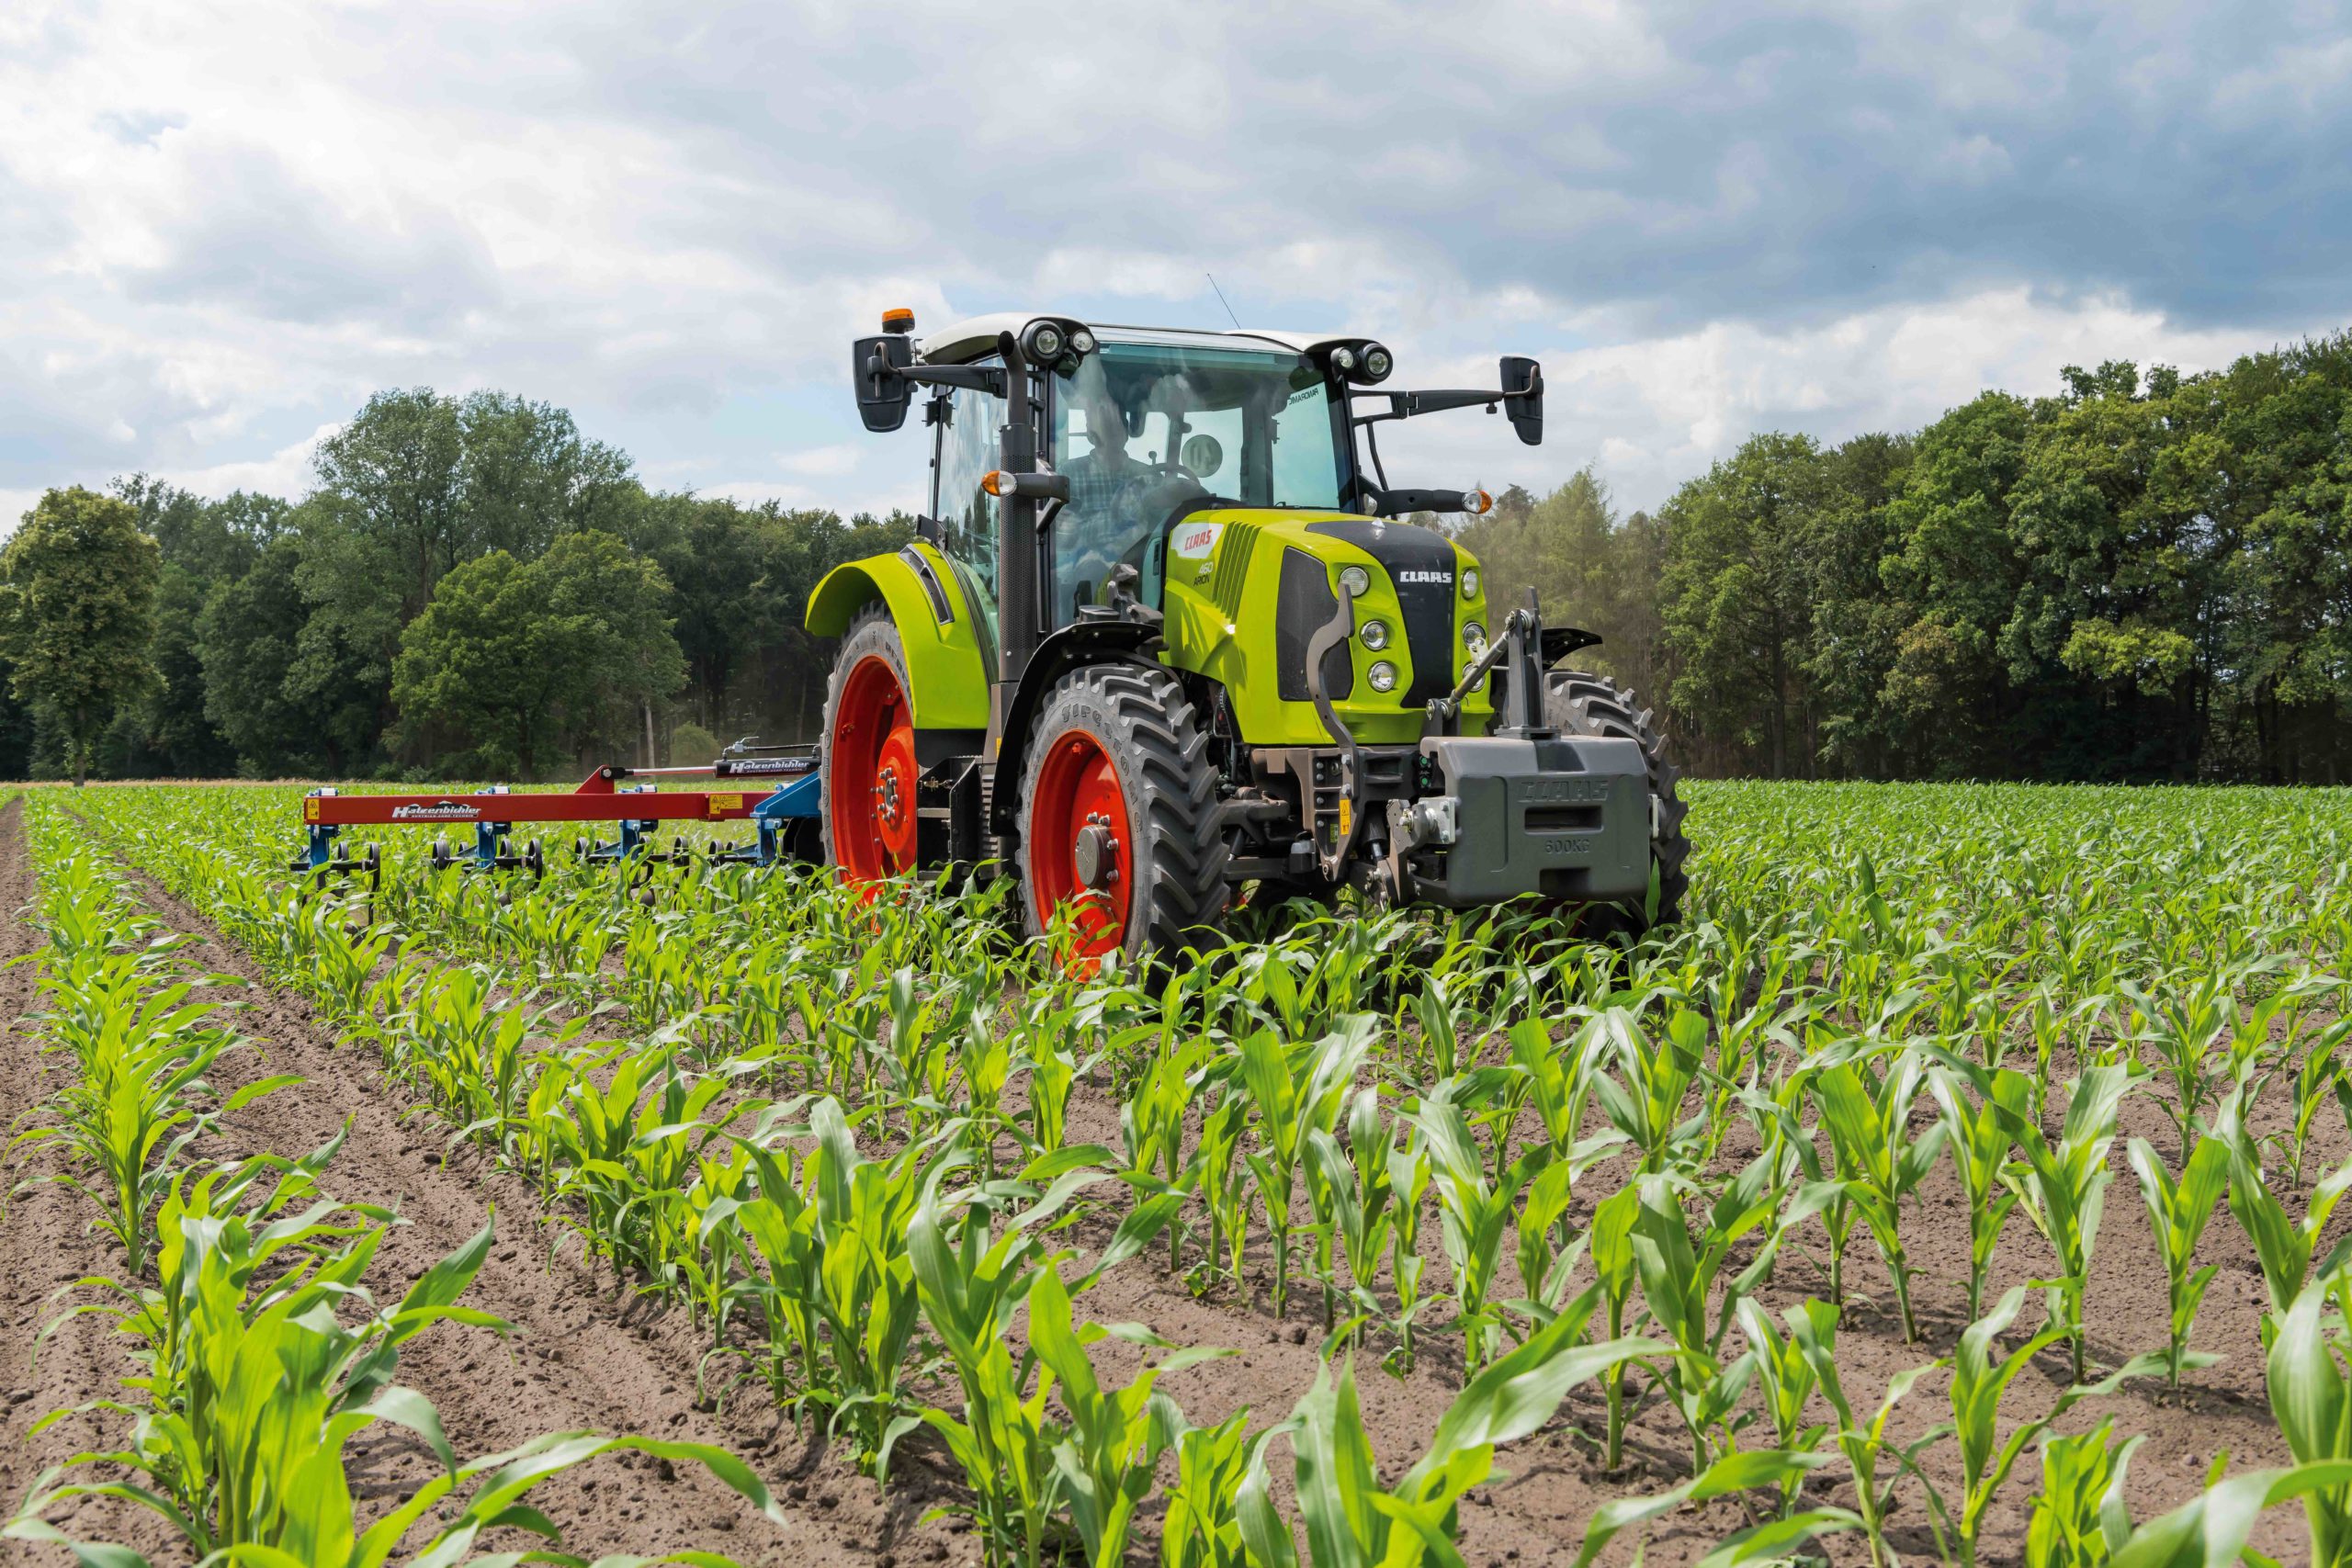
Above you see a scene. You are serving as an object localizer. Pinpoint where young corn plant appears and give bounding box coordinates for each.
[1591,1005,1708,1175]
[1994,1064,2134,1382]
[2216,1092,2352,1342]
[1927,1059,2031,1320]
[1304,1089,1394,1346]
[1910,1286,2166,1568]
[1735,1297,1833,1510]
[2258,1265,2352,1568]
[1026,1265,1230,1568]
[2022,1420,2145,1568]
[1238,1310,1659,1568]
[1628,1162,1806,1470]
[1385,1131,1434,1373]
[1788,1303,1941,1568]
[1412,1076,1536,1370]
[1239,1020,1375,1318]
[1814,1049,1946,1341]
[1160,1411,1253,1568]
[1587,1184,1642,1472]
[2125,1133,2230,1386]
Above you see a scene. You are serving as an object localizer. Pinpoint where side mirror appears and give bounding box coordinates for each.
[854,333,915,433]
[1500,355,1543,446]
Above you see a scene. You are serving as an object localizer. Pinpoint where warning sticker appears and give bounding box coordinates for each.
[707,794,745,817]
[1171,522,1224,561]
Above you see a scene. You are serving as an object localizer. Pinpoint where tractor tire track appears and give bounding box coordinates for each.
[74,818,958,1568]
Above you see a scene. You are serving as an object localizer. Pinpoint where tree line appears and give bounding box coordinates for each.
[7,331,2351,784]
[0,389,907,783]
[1456,333,2352,784]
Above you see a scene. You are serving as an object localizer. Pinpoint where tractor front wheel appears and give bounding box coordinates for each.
[1544,669,1690,931]
[820,606,922,884]
[1016,662,1223,967]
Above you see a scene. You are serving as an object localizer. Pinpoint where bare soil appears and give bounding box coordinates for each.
[9,793,2325,1566]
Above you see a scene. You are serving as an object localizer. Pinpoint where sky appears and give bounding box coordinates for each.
[4,0,2350,532]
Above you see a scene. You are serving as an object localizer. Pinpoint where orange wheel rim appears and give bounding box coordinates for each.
[829,654,918,885]
[1030,729,1131,964]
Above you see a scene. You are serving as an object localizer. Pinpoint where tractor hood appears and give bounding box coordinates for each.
[1156,507,1494,747]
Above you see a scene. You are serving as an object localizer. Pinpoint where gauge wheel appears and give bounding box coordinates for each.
[820,605,922,884]
[1016,661,1225,968]
[1544,669,1690,932]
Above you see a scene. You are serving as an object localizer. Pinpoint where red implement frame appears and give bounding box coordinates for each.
[300,766,764,828]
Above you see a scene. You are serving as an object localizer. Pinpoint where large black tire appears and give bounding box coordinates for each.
[1544,669,1690,931]
[820,604,920,880]
[1015,661,1226,964]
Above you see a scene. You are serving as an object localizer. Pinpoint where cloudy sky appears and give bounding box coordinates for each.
[5,0,2349,530]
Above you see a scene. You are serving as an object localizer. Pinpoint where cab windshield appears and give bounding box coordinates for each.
[1048,334,1343,625]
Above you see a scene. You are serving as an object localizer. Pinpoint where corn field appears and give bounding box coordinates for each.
[9,780,2352,1566]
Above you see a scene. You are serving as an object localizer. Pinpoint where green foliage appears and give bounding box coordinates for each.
[392,529,686,775]
[0,486,161,784]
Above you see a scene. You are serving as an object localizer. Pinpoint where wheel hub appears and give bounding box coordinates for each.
[872,764,904,829]
[1073,813,1120,890]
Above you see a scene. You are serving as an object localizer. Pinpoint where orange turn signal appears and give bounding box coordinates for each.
[981,469,1007,497]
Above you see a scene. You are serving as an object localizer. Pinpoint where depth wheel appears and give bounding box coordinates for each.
[820,605,921,884]
[1015,661,1224,969]
[1544,669,1690,932]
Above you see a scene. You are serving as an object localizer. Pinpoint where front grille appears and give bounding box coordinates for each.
[1306,519,1460,705]
[1275,547,1353,704]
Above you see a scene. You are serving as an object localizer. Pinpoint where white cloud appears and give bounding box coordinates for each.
[0,0,2344,525]
[1368,287,2279,512]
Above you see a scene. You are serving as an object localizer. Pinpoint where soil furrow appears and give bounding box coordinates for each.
[74,821,952,1567]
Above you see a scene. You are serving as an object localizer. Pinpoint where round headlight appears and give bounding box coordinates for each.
[1363,344,1393,382]
[1069,329,1095,355]
[1337,565,1372,599]
[1367,660,1399,694]
[1461,568,1481,599]
[1027,323,1065,360]
[1361,618,1390,650]
[1330,345,1358,373]
[1463,621,1486,652]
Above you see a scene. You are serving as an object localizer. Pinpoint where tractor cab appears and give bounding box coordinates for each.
[808,308,1688,963]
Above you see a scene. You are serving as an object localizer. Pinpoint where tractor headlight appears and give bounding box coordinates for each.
[1337,565,1372,599]
[1462,568,1480,599]
[1367,660,1399,694]
[1025,322,1065,360]
[1362,344,1393,382]
[1361,618,1390,650]
[1330,345,1358,373]
[1069,329,1096,355]
[1463,621,1486,651]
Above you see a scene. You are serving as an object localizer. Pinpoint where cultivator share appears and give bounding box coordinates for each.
[288,739,821,886]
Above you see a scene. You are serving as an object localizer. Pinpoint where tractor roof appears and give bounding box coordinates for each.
[918,313,1342,367]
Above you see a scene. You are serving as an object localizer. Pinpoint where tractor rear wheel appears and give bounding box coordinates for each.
[1016,661,1224,967]
[1544,669,1690,931]
[820,605,922,884]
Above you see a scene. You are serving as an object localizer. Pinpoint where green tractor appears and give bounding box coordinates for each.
[806,308,1688,963]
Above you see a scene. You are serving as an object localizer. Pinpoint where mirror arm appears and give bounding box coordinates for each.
[886,362,1011,398]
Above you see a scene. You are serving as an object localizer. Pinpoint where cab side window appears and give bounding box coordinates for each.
[932,373,1003,647]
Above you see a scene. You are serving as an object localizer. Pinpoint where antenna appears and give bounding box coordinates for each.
[1205,272,1242,329]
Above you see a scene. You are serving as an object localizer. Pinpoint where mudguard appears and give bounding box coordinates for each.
[806,545,991,731]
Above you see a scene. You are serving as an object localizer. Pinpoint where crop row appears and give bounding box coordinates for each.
[4,795,780,1566]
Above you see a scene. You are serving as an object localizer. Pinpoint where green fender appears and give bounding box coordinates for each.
[805,547,991,731]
